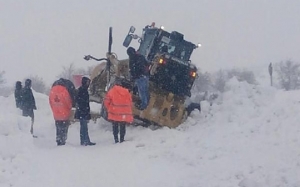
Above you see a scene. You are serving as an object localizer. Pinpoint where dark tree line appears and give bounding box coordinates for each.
[191,59,300,97]
[0,64,94,96]
[192,68,257,95]
[1,60,299,97]
[275,60,300,91]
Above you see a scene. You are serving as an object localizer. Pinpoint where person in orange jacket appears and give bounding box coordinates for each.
[49,78,76,146]
[104,77,133,143]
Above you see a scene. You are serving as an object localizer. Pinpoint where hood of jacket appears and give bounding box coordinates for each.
[25,79,31,88]
[81,77,90,89]
[15,81,22,90]
[127,47,136,57]
[52,78,65,87]
[112,85,129,96]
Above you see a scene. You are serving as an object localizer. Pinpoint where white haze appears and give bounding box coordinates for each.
[1,0,300,86]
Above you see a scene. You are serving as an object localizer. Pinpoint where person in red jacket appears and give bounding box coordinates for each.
[49,78,76,146]
[104,78,133,143]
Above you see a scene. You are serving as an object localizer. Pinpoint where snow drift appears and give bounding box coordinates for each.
[1,78,300,187]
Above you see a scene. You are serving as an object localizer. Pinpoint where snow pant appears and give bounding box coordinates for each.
[80,119,91,145]
[112,121,127,143]
[55,120,69,146]
[134,76,149,110]
[22,109,34,134]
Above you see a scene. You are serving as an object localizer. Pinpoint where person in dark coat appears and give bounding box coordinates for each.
[74,77,96,146]
[49,78,76,146]
[127,47,150,110]
[14,81,23,109]
[161,45,168,53]
[21,79,37,135]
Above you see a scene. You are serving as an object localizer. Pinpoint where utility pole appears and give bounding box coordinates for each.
[269,62,273,86]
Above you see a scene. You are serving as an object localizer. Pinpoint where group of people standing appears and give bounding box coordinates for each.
[14,79,37,135]
[48,74,134,146]
[14,46,150,146]
[49,77,95,146]
[14,77,95,146]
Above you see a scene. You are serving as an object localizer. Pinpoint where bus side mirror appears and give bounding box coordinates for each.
[129,26,135,33]
[123,35,132,47]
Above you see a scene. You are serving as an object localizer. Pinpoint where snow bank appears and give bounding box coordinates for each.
[0,96,34,186]
[1,79,300,187]
[180,78,300,186]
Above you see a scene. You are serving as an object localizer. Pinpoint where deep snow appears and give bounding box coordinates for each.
[1,77,300,187]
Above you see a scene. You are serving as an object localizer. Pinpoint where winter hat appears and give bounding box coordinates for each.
[127,47,136,56]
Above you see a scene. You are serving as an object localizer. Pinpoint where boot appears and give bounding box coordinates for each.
[87,142,96,146]
[81,142,96,146]
[57,140,64,146]
[120,136,124,143]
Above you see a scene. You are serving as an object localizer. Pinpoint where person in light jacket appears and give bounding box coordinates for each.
[49,78,76,146]
[104,78,133,143]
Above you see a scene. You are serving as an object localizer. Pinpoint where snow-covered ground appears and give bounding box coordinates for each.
[1,76,300,187]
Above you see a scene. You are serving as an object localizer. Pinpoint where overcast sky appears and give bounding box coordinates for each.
[1,0,300,85]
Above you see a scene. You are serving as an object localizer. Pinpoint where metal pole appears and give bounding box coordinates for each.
[105,27,113,91]
[108,27,112,55]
